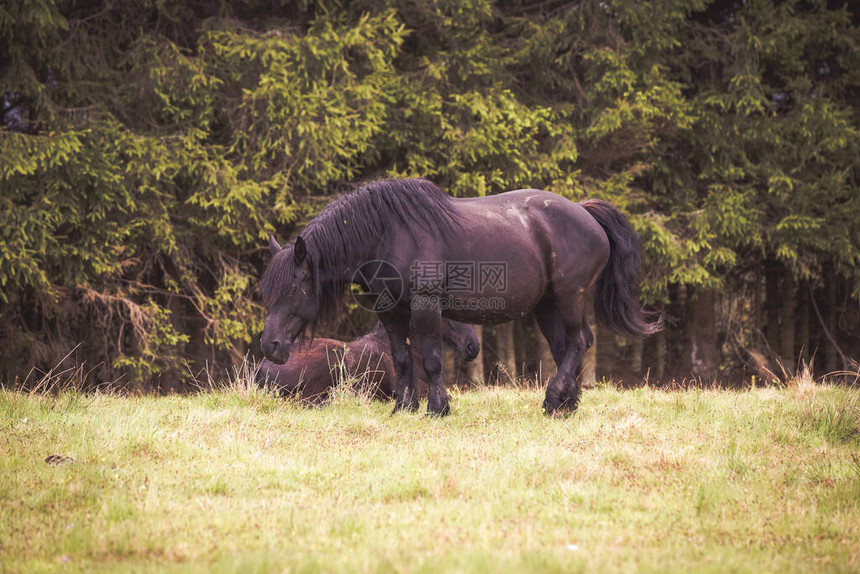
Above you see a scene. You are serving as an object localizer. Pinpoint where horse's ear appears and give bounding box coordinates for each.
[294,236,307,265]
[268,233,282,256]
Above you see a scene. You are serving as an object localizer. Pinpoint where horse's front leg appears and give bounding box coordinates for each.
[380,314,419,413]
[412,308,448,417]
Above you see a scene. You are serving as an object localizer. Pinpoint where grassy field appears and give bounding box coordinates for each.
[1,375,859,573]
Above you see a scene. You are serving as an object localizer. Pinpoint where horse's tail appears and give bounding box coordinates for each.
[581,199,662,336]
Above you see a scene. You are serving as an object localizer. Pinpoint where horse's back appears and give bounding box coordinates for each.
[439,189,610,316]
[473,188,605,238]
[454,188,606,252]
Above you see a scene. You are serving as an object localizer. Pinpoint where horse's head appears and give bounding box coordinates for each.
[260,234,320,364]
[442,320,480,361]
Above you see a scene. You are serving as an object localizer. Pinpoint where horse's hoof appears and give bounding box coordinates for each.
[543,390,580,415]
[426,403,450,417]
[559,396,580,412]
[542,398,560,415]
[543,398,579,417]
[427,393,450,417]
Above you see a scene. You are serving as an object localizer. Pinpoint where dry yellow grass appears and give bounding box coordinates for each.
[1,376,858,572]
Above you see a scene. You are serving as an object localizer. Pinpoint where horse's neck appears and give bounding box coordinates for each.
[307,227,378,286]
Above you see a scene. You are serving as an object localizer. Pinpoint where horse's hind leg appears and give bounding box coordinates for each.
[533,299,568,368]
[540,293,590,414]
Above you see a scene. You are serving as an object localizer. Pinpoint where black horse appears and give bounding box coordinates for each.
[260,178,660,416]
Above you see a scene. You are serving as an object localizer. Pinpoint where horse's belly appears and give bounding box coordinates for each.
[421,205,548,322]
[424,243,545,323]
[441,297,537,324]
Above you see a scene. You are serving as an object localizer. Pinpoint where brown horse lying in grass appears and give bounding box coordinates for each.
[255,320,479,403]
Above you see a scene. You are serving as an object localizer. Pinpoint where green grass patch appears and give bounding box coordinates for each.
[0,380,858,572]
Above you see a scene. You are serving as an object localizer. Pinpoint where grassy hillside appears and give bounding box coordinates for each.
[1,377,858,572]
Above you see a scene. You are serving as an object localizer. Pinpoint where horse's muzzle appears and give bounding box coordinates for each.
[261,338,291,365]
[464,341,480,361]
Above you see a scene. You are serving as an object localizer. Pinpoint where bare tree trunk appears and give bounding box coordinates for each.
[662,282,683,382]
[780,272,796,369]
[765,259,781,355]
[683,286,718,381]
[825,271,838,373]
[495,322,517,384]
[797,281,809,367]
[463,324,484,385]
[443,347,457,387]
[533,317,556,385]
[580,302,597,388]
[631,337,643,379]
[655,329,666,381]
[480,324,493,384]
[753,257,763,335]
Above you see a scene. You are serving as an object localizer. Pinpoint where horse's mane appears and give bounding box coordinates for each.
[260,178,461,327]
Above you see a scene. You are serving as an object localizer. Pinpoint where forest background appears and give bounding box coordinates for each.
[2,0,859,391]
